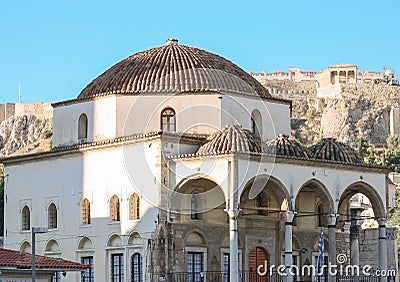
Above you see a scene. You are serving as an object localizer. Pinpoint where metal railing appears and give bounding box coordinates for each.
[149,272,396,282]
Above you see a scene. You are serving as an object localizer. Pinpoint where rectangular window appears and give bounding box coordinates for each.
[223,253,230,282]
[81,256,94,282]
[111,253,124,282]
[187,252,203,282]
[52,272,60,282]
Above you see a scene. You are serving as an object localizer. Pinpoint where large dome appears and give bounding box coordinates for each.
[78,39,271,99]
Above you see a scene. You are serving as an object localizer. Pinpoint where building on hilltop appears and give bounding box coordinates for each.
[252,64,398,99]
[0,39,398,281]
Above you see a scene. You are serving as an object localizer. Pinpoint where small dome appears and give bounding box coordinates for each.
[265,134,312,158]
[197,124,264,155]
[78,40,271,99]
[310,138,364,164]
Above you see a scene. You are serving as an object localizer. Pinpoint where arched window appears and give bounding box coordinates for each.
[251,109,262,138]
[161,108,176,132]
[78,113,88,140]
[21,205,30,231]
[48,203,57,229]
[110,195,120,222]
[81,198,91,225]
[129,193,140,220]
[191,193,201,220]
[131,253,143,282]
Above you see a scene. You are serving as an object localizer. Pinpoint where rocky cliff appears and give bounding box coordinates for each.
[261,79,400,146]
[0,103,52,157]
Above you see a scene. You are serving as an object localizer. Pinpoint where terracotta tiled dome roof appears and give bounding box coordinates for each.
[197,124,264,155]
[265,134,312,158]
[309,138,364,164]
[78,39,271,99]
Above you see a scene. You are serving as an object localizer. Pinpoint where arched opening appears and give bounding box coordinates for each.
[48,203,57,229]
[171,177,226,223]
[185,232,207,281]
[337,182,385,230]
[20,241,31,253]
[161,107,176,132]
[240,175,289,219]
[129,193,140,220]
[80,198,91,225]
[107,234,123,247]
[109,195,120,222]
[78,237,93,250]
[45,239,60,253]
[128,232,143,246]
[78,237,94,281]
[294,179,334,229]
[21,205,30,231]
[251,109,262,138]
[131,252,143,282]
[78,113,88,140]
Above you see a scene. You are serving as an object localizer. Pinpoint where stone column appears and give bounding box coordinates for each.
[350,210,361,271]
[378,218,387,282]
[327,214,337,282]
[228,208,240,282]
[283,211,295,282]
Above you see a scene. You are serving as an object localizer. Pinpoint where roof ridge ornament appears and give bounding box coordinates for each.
[166,38,178,46]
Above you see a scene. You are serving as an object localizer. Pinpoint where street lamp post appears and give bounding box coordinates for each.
[32,227,48,282]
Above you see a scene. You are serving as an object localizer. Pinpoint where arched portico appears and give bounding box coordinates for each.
[171,176,226,218]
[338,181,386,220]
[337,181,387,278]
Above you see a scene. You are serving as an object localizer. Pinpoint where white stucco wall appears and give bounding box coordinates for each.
[3,140,161,281]
[221,95,291,141]
[115,94,223,136]
[53,97,117,147]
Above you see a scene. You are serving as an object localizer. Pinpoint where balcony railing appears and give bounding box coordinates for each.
[149,272,396,282]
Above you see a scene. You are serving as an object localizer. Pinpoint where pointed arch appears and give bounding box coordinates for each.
[172,176,226,216]
[80,198,91,225]
[240,175,290,217]
[129,193,140,220]
[20,241,31,253]
[338,181,385,224]
[109,195,120,222]
[21,205,30,231]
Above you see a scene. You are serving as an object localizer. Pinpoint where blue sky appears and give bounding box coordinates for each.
[1,0,399,103]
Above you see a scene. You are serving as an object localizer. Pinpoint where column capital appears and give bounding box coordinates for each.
[226,208,241,219]
[377,218,386,226]
[282,211,295,223]
[327,213,338,226]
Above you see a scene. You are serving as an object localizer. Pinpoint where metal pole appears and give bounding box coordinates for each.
[32,228,36,282]
[31,227,48,282]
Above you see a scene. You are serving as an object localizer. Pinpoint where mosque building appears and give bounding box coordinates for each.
[1,39,397,281]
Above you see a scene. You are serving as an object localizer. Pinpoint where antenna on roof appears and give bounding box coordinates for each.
[18,80,21,103]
